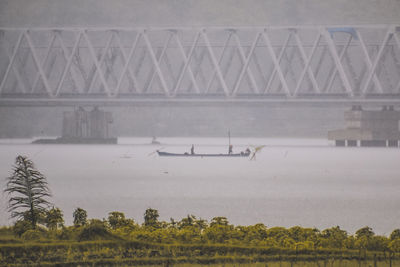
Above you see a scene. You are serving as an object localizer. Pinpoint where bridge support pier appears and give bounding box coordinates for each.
[62,107,113,139]
[60,106,115,143]
[328,105,400,147]
[33,106,116,144]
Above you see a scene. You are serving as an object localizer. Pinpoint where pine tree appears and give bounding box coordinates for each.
[4,155,52,228]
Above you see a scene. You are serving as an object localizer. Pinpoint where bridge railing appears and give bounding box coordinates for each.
[0,25,399,103]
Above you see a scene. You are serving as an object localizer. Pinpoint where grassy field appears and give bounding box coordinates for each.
[171,261,400,267]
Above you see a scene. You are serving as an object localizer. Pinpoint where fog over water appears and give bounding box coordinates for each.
[1,138,399,235]
[0,106,347,138]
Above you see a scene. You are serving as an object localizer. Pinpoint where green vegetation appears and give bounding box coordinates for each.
[2,156,400,266]
[2,209,400,266]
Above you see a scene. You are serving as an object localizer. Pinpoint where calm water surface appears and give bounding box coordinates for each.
[0,137,399,235]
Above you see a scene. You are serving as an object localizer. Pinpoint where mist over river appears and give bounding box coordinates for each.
[0,138,399,235]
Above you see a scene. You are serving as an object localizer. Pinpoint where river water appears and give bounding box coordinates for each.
[0,137,399,235]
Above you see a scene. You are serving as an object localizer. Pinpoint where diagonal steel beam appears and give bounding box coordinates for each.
[157,51,179,92]
[72,48,88,86]
[313,45,327,80]
[83,30,113,96]
[9,49,28,94]
[322,29,354,96]
[263,33,291,94]
[262,29,291,97]
[344,50,360,91]
[202,29,230,96]
[189,47,208,93]
[14,49,32,93]
[232,32,261,96]
[31,31,57,94]
[252,50,268,87]
[142,47,161,93]
[103,47,119,88]
[232,32,260,94]
[84,50,104,92]
[143,30,170,96]
[143,32,173,94]
[134,47,147,79]
[392,34,400,72]
[55,31,82,96]
[356,29,384,94]
[55,31,83,94]
[274,46,296,94]
[356,44,389,94]
[164,51,180,91]
[173,31,201,95]
[361,27,393,94]
[393,32,400,93]
[0,32,23,94]
[293,31,321,96]
[0,32,29,94]
[323,37,351,93]
[24,30,54,97]
[205,40,235,94]
[86,31,114,94]
[115,31,141,96]
[204,31,233,94]
[281,47,298,92]
[114,31,141,93]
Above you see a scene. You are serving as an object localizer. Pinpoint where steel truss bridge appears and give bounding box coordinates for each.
[0,25,400,106]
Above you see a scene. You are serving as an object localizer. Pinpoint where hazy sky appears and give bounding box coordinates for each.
[0,0,400,27]
[0,0,399,138]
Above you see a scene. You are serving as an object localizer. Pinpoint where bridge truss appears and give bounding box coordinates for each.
[0,25,400,105]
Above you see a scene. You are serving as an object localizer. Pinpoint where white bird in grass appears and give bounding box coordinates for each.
[250,145,266,161]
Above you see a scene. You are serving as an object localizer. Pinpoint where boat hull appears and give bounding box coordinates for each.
[157,151,250,157]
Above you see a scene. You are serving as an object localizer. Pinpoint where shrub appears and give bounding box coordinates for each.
[57,226,79,241]
[21,229,47,241]
[13,220,33,237]
[78,220,117,241]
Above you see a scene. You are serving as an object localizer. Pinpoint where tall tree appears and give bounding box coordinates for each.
[73,207,88,227]
[390,229,400,240]
[4,155,52,228]
[144,208,159,227]
[45,207,64,230]
[108,211,135,230]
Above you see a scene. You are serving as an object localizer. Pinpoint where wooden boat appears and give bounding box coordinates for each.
[157,131,251,158]
[157,151,250,157]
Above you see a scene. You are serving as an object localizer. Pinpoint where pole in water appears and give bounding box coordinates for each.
[228,130,231,147]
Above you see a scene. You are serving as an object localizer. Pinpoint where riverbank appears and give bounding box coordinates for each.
[2,212,400,267]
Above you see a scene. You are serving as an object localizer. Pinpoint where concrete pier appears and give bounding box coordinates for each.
[61,107,115,143]
[328,106,400,147]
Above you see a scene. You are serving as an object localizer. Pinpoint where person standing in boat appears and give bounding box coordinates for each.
[191,144,195,155]
[228,144,233,154]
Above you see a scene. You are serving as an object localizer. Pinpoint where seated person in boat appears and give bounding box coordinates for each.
[241,148,251,156]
